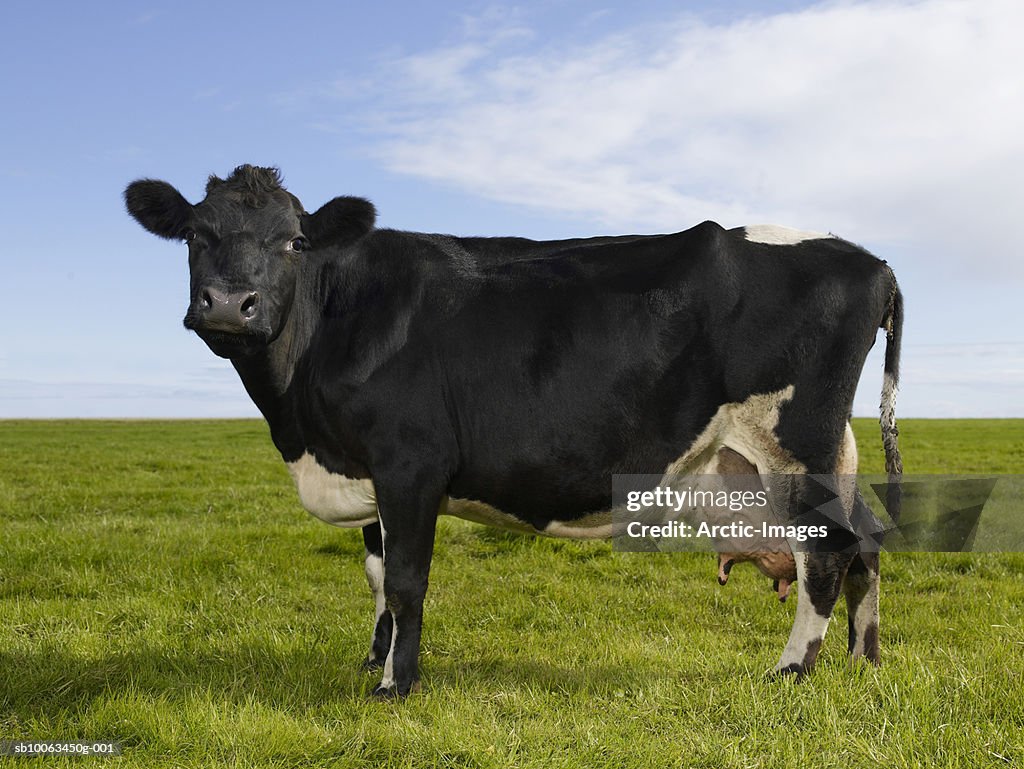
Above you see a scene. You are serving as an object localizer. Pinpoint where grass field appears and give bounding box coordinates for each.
[1,418,1023,768]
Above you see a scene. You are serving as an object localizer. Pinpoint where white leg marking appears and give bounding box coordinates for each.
[775,551,831,672]
[744,224,833,245]
[364,552,386,660]
[837,422,858,474]
[379,619,398,690]
[375,516,398,689]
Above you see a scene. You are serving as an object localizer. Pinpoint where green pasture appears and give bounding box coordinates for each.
[1,418,1022,768]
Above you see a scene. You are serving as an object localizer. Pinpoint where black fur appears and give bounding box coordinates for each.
[124,180,193,239]
[302,196,377,249]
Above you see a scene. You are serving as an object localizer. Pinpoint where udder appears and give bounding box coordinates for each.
[711,447,797,602]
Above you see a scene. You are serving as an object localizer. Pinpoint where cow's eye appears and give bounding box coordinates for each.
[288,237,308,253]
[182,228,196,244]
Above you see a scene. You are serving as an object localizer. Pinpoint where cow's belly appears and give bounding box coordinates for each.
[284,387,850,538]
[446,498,614,539]
[285,452,611,537]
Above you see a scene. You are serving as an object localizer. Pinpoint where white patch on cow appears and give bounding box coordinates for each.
[744,224,833,246]
[286,452,378,527]
[445,498,537,535]
[775,551,831,672]
[543,512,614,540]
[663,386,804,478]
[446,498,613,539]
[836,421,859,511]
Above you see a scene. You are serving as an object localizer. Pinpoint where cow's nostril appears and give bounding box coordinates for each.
[240,292,259,318]
[199,289,212,311]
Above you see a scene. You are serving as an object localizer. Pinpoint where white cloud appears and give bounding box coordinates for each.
[853,342,1024,418]
[361,0,1024,276]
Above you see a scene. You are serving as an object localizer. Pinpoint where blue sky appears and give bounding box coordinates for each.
[1,0,1021,418]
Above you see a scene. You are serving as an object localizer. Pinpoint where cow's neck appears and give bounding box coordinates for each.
[228,243,421,463]
[229,257,328,461]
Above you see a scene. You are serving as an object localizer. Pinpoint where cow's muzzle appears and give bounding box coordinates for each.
[185,286,273,358]
[187,286,261,334]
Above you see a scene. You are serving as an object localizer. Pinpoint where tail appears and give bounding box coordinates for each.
[880,276,903,522]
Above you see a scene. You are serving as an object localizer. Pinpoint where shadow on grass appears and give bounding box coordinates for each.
[0,642,370,716]
[313,541,364,559]
[0,642,666,717]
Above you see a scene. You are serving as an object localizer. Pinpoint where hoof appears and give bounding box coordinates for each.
[717,556,734,585]
[370,680,421,699]
[361,656,385,672]
[772,663,807,680]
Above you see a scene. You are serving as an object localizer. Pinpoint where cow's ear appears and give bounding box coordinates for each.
[301,196,376,249]
[124,180,195,240]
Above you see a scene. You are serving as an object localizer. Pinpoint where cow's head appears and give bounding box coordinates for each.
[124,165,375,358]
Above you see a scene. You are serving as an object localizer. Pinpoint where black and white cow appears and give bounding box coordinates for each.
[125,165,903,698]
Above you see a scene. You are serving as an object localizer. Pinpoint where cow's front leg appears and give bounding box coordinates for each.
[361,522,392,671]
[371,483,443,699]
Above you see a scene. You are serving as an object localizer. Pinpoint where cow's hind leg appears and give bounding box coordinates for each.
[773,465,859,675]
[838,446,881,664]
[361,522,393,671]
[843,550,880,664]
[776,548,855,676]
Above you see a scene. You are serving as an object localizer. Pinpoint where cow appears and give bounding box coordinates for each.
[124,165,903,698]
